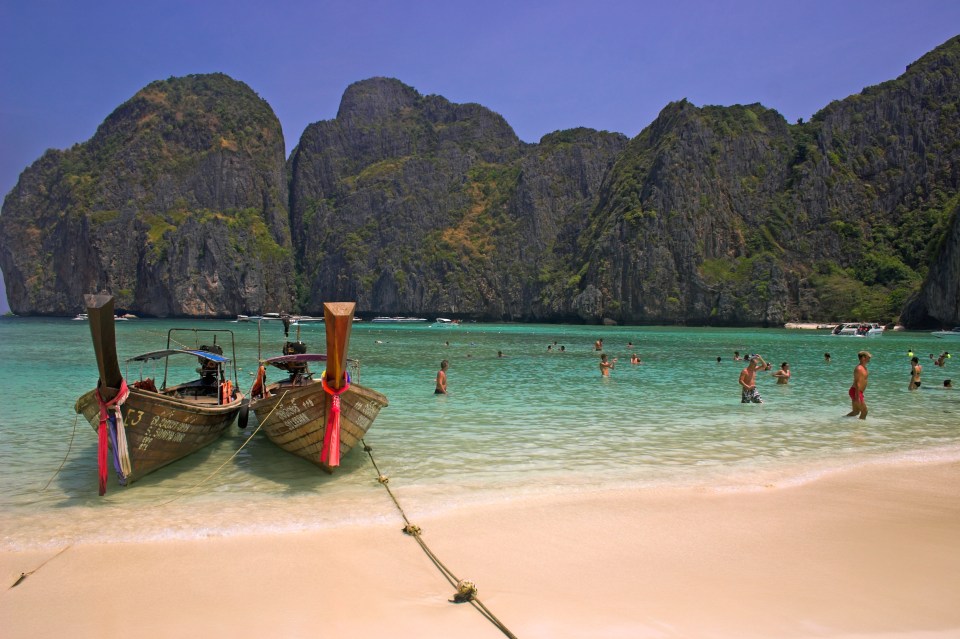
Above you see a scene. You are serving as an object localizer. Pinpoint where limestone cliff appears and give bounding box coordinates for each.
[2,36,959,326]
[570,35,960,325]
[288,77,626,318]
[900,200,960,328]
[0,73,295,316]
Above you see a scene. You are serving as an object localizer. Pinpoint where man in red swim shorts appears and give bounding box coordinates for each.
[845,351,871,419]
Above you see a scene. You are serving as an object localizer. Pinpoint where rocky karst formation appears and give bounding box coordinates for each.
[0,73,295,316]
[1,36,959,326]
[288,77,626,319]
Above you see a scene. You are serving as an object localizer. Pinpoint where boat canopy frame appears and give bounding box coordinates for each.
[145,328,241,390]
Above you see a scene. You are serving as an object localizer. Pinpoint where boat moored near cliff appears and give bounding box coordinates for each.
[75,295,246,494]
[250,302,388,472]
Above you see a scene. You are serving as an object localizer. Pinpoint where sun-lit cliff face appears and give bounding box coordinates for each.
[0,73,296,316]
[2,36,959,325]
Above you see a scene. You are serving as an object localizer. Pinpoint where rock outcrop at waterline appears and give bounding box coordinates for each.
[0,73,295,316]
[1,36,959,325]
[900,201,960,328]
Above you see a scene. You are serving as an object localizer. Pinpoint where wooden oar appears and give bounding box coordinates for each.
[84,294,123,400]
[323,302,356,388]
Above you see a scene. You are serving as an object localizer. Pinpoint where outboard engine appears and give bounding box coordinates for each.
[198,343,224,386]
[277,341,309,379]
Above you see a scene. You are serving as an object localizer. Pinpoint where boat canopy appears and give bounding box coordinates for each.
[127,349,230,363]
[263,353,328,367]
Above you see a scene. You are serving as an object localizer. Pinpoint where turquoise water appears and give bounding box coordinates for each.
[1,318,957,549]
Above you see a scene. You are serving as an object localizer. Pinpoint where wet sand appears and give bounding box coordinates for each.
[2,460,959,638]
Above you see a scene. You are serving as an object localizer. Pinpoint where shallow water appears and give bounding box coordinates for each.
[1,318,957,549]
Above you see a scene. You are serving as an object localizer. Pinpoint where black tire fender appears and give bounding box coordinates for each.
[237,399,250,429]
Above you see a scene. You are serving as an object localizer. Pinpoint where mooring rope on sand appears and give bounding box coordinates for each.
[361,439,519,639]
[8,545,71,590]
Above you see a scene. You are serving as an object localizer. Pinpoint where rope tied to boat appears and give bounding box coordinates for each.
[95,379,131,495]
[362,439,518,639]
[319,371,350,468]
[152,391,289,508]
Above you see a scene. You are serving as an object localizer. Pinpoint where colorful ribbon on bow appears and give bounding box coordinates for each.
[95,379,130,495]
[319,371,350,467]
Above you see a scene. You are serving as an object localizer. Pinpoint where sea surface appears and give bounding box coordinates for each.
[0,317,957,550]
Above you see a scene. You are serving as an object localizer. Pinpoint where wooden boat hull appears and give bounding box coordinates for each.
[75,388,241,483]
[251,380,388,471]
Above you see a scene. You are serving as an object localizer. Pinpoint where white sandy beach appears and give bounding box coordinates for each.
[2,460,959,639]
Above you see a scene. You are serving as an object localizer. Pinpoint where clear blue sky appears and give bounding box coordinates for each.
[1,0,959,313]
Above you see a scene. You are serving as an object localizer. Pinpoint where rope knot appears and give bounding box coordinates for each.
[377,474,389,484]
[452,579,478,603]
[402,524,421,536]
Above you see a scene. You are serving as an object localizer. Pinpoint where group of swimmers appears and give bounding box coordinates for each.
[435,341,953,405]
[907,349,952,391]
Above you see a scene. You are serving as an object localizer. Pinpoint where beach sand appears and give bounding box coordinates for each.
[2,461,959,639]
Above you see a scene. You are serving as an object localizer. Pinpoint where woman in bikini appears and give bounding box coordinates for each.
[908,356,922,390]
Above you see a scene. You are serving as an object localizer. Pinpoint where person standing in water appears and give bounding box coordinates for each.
[772,362,791,384]
[738,357,763,403]
[435,360,449,394]
[846,351,871,419]
[599,353,616,376]
[909,356,922,390]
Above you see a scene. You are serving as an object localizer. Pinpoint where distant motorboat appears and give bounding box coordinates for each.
[932,327,960,339]
[432,317,461,327]
[371,316,428,323]
[831,322,884,337]
[73,313,89,321]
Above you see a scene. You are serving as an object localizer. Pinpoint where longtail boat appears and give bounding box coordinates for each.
[75,294,246,494]
[249,302,388,472]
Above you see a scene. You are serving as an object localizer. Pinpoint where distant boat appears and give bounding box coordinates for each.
[371,316,428,323]
[431,317,461,327]
[75,295,246,494]
[73,313,88,321]
[932,327,960,339]
[249,302,388,472]
[831,322,884,337]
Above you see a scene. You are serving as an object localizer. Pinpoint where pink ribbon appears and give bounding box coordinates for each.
[320,374,350,467]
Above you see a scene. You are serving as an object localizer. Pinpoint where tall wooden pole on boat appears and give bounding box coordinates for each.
[323,302,355,388]
[320,302,355,472]
[85,294,123,400]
